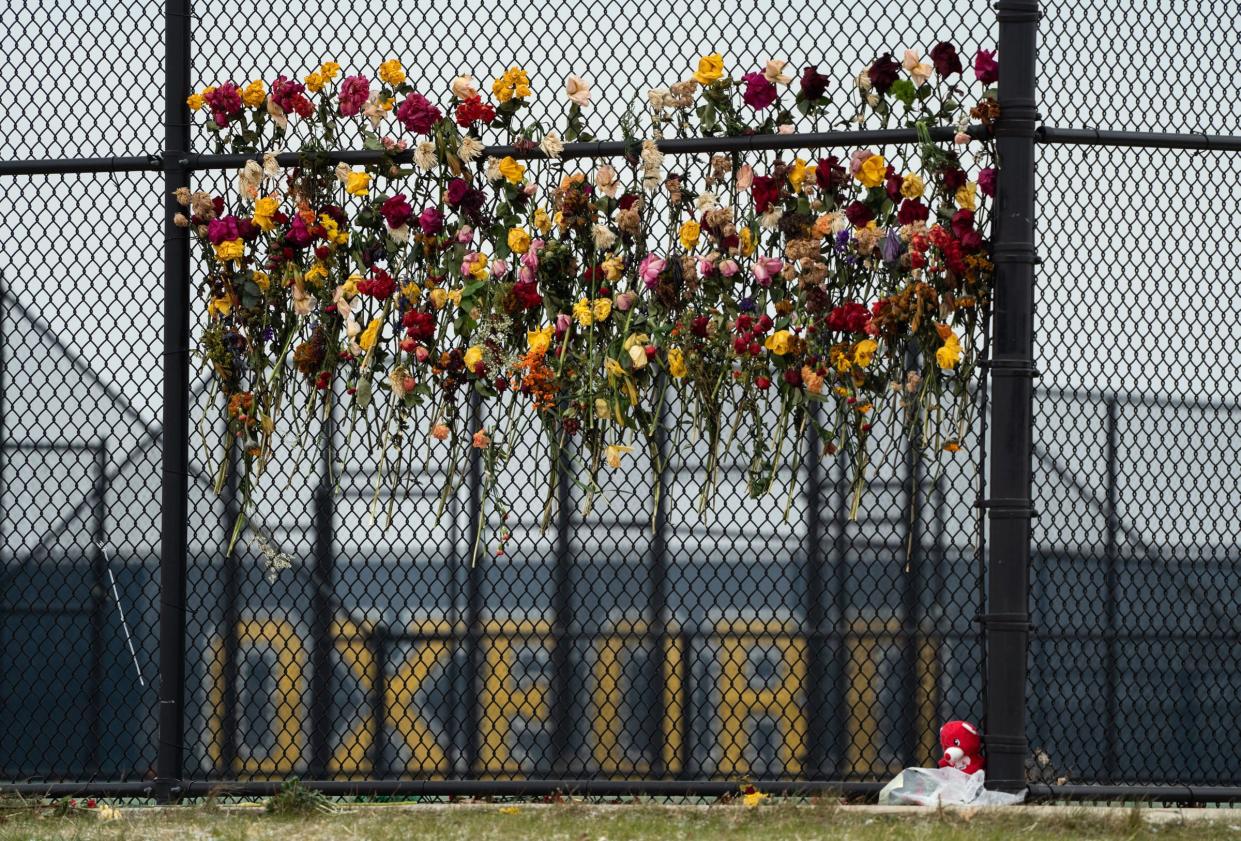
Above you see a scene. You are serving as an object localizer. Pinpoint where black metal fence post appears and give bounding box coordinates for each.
[984,0,1040,791]
[157,0,192,804]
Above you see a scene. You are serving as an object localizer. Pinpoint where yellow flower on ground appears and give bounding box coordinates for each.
[678,219,701,251]
[741,787,767,808]
[856,153,887,189]
[900,173,925,199]
[527,325,554,354]
[213,239,244,263]
[592,297,612,322]
[764,329,793,356]
[464,345,484,370]
[693,53,725,85]
[378,59,405,86]
[572,298,595,327]
[935,324,962,369]
[853,338,878,367]
[241,80,265,108]
[605,444,634,469]
[498,156,526,184]
[956,181,977,210]
[507,227,532,254]
[186,92,205,111]
[358,318,381,351]
[252,195,279,231]
[668,347,688,378]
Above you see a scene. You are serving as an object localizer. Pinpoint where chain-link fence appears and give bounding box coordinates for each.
[0,0,1238,803]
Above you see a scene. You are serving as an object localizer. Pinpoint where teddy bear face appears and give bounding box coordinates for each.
[940,720,982,753]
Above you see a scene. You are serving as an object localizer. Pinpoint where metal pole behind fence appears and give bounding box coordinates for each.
[984,0,1040,792]
[156,0,192,804]
[309,407,336,777]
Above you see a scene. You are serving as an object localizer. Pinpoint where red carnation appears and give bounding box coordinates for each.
[395,93,442,134]
[402,309,436,341]
[751,175,780,213]
[358,269,396,299]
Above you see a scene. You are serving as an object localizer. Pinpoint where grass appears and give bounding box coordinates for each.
[0,800,1238,841]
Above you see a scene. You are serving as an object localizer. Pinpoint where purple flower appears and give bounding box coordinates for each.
[739,296,756,312]
[742,72,778,110]
[978,167,997,197]
[929,42,964,76]
[338,74,371,117]
[395,93,442,134]
[880,229,903,264]
[974,49,999,85]
[798,65,829,101]
[867,53,901,94]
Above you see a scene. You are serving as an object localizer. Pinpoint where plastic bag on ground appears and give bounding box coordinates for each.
[878,767,1026,806]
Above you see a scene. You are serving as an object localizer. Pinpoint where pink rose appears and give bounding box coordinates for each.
[639,253,667,289]
[752,256,783,287]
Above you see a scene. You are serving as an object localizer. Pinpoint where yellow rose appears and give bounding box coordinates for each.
[693,53,724,85]
[857,154,887,189]
[320,61,342,79]
[447,288,463,307]
[601,255,624,281]
[430,288,448,309]
[605,444,633,469]
[345,171,370,196]
[853,338,878,367]
[304,70,327,93]
[213,239,244,263]
[378,59,405,87]
[764,329,793,356]
[401,282,421,302]
[252,271,270,292]
[186,93,205,111]
[358,318,381,351]
[252,195,280,231]
[468,253,489,281]
[527,325,553,354]
[498,156,526,184]
[572,298,594,327]
[623,332,650,351]
[507,227,532,254]
[956,182,977,210]
[464,345,484,370]
[592,297,612,322]
[342,273,362,298]
[788,158,808,192]
[241,80,265,108]
[678,220,701,251]
[628,344,648,369]
[900,173,925,199]
[738,226,755,257]
[533,207,552,235]
[935,324,961,369]
[668,347,687,379]
[208,294,232,318]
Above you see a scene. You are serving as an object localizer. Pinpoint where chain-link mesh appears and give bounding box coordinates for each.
[2,0,1237,796]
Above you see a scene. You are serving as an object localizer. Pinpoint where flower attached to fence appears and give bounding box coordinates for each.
[182,43,998,551]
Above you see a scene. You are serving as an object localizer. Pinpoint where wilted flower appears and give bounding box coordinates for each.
[565,73,591,106]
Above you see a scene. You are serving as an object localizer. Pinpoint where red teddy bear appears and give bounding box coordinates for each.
[938,720,985,775]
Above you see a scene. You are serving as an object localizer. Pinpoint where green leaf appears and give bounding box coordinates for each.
[890,79,916,107]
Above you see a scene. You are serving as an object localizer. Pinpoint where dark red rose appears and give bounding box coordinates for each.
[751,174,780,213]
[929,42,964,76]
[978,167,997,197]
[358,269,396,299]
[844,201,875,227]
[960,229,983,252]
[782,367,803,387]
[884,165,902,201]
[974,49,999,85]
[742,72,778,110]
[402,309,436,341]
[380,194,414,229]
[897,199,930,225]
[951,208,975,239]
[815,156,846,193]
[827,301,870,334]
[941,167,967,191]
[867,53,901,93]
[618,193,639,211]
[512,279,542,310]
[445,178,470,206]
[799,65,829,101]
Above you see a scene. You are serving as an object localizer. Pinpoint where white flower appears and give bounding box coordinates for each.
[458,136,484,163]
[450,74,478,100]
[237,160,263,199]
[565,74,591,107]
[695,191,719,212]
[647,87,669,110]
[640,139,663,192]
[592,223,617,251]
[363,93,387,129]
[262,152,280,179]
[759,206,784,229]
[266,96,287,130]
[856,69,872,91]
[389,224,409,243]
[484,156,502,182]
[764,59,793,86]
[539,131,565,158]
[902,49,933,88]
[333,162,352,183]
[414,141,436,172]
